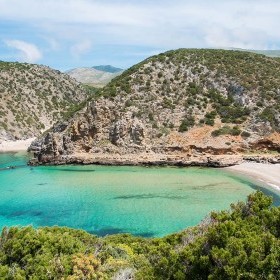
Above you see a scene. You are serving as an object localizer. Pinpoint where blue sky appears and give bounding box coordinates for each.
[0,0,279,71]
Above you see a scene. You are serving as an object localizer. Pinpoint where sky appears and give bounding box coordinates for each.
[0,0,279,71]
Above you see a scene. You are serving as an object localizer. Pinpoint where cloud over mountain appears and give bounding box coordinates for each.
[4,40,42,63]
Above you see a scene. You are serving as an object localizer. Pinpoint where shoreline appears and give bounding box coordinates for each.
[28,153,244,167]
[0,138,35,152]
[1,139,277,192]
[1,145,279,192]
[226,162,280,192]
[28,152,280,193]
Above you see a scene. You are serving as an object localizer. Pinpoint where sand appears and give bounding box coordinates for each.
[0,138,35,152]
[226,162,280,191]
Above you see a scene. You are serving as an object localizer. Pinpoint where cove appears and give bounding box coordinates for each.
[0,152,279,237]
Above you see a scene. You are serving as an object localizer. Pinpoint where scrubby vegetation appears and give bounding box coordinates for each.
[1,192,279,279]
[99,49,280,135]
[212,126,242,137]
[3,49,280,144]
[0,62,91,140]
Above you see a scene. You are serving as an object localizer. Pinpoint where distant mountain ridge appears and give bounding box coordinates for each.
[66,65,123,87]
[92,65,123,73]
[228,48,280,57]
[250,50,280,57]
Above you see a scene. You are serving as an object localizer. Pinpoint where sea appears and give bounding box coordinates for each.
[0,151,279,237]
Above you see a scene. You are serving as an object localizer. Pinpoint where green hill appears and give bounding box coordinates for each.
[103,48,280,129]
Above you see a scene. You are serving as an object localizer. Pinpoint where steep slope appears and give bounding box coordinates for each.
[30,49,280,166]
[0,61,89,141]
[66,66,122,87]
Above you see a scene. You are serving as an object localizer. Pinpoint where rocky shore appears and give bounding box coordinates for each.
[28,152,280,168]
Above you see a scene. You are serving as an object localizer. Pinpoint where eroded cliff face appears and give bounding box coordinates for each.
[29,50,280,166]
[29,99,280,167]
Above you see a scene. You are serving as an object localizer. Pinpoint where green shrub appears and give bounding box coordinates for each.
[162,97,175,109]
[179,116,195,132]
[205,118,214,126]
[241,131,251,138]
[212,126,241,137]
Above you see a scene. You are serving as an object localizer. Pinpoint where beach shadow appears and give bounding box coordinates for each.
[46,168,96,173]
[113,193,190,200]
[88,227,156,237]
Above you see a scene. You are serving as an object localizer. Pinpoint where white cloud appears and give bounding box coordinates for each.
[0,0,280,53]
[204,27,269,50]
[70,40,92,58]
[4,40,42,63]
[0,0,147,26]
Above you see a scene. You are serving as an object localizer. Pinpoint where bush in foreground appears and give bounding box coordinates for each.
[0,191,279,279]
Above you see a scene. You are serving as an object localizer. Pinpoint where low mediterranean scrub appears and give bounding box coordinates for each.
[95,49,280,137]
[211,126,241,137]
[241,131,251,138]
[179,116,195,132]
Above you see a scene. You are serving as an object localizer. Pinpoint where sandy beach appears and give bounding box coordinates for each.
[0,138,35,152]
[226,162,280,191]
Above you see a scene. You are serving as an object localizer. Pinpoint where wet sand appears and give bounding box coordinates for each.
[226,162,280,191]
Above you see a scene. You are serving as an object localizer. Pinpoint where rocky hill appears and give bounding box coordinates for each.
[66,66,123,87]
[30,49,280,166]
[0,61,90,141]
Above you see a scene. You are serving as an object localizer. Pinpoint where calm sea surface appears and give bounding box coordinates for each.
[0,152,279,237]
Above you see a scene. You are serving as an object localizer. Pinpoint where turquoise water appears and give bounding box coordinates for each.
[0,152,279,237]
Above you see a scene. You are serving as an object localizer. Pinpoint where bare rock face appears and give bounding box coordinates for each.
[29,101,148,162]
[109,117,145,146]
[29,49,280,166]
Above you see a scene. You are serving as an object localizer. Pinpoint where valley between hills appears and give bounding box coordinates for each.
[22,49,280,167]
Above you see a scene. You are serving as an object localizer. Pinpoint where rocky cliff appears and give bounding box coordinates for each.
[29,49,280,166]
[0,61,90,141]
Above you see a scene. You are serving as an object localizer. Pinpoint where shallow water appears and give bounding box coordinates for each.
[0,152,279,237]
